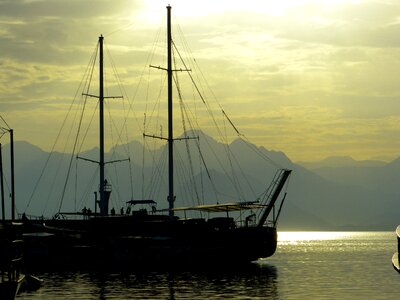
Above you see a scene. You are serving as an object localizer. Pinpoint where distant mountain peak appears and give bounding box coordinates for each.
[298,156,385,170]
[321,156,356,165]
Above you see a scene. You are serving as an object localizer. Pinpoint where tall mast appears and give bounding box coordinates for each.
[0,144,5,221]
[167,5,175,219]
[147,6,190,217]
[81,36,121,216]
[99,35,107,216]
[10,129,15,220]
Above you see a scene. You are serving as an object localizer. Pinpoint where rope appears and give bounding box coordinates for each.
[26,42,99,214]
[57,41,99,213]
[173,66,202,206]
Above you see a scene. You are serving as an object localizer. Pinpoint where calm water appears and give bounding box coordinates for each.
[17,232,399,299]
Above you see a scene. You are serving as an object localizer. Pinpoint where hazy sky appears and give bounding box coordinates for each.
[1,0,400,162]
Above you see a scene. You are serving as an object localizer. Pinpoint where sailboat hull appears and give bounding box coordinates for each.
[22,217,277,269]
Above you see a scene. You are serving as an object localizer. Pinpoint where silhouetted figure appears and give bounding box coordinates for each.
[111,207,115,216]
[120,207,124,215]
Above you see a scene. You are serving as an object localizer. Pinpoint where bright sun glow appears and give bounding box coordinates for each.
[138,0,362,25]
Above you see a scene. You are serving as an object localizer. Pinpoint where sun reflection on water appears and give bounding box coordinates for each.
[278,231,354,243]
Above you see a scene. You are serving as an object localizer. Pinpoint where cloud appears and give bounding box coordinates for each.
[1,0,400,162]
[0,0,140,19]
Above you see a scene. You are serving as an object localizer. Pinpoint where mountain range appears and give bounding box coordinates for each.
[0,135,399,231]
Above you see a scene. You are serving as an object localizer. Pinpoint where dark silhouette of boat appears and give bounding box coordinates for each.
[22,6,292,270]
[1,122,42,297]
[0,223,25,300]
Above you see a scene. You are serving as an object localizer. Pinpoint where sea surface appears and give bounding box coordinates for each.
[17,231,399,299]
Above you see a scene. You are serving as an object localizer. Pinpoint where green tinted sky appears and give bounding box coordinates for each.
[1,0,400,162]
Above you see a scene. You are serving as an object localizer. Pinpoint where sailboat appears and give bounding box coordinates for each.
[22,6,292,269]
[0,224,25,300]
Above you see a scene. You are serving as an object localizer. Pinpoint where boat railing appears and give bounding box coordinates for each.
[207,217,236,231]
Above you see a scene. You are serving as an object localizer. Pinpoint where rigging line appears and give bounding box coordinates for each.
[143,27,167,150]
[117,26,164,140]
[143,138,164,199]
[107,101,121,203]
[234,148,257,198]
[77,167,99,210]
[222,109,241,136]
[179,33,282,170]
[177,131,199,206]
[198,143,205,205]
[261,169,283,204]
[57,41,101,213]
[175,21,209,138]
[196,144,219,201]
[176,40,232,145]
[147,146,167,201]
[232,150,257,198]
[174,91,211,204]
[143,26,163,125]
[284,171,291,193]
[222,114,245,200]
[165,75,240,202]
[141,114,146,199]
[77,101,99,154]
[144,35,167,133]
[106,173,123,209]
[176,111,237,202]
[26,43,99,214]
[106,104,130,207]
[57,111,86,213]
[2,171,10,197]
[191,123,241,199]
[42,153,69,216]
[175,147,194,208]
[178,98,206,206]
[104,43,130,153]
[74,158,77,212]
[172,51,200,203]
[222,115,257,199]
[255,170,287,222]
[214,190,240,199]
[0,116,10,130]
[174,149,188,203]
[106,4,166,38]
[175,148,199,210]
[241,135,284,169]
[144,74,166,136]
[172,42,229,146]
[105,21,138,37]
[173,29,238,148]
[128,157,134,200]
[77,56,100,153]
[104,44,135,200]
[192,53,282,168]
[154,147,168,200]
